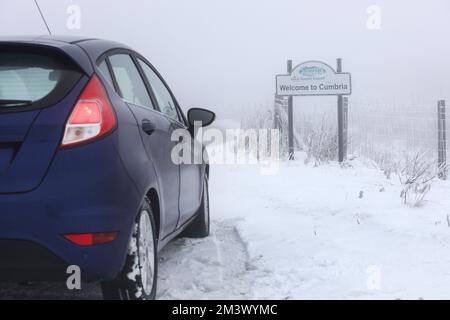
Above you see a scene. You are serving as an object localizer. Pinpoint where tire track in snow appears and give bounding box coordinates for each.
[158,219,253,299]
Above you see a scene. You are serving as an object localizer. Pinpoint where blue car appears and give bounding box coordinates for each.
[0,36,215,300]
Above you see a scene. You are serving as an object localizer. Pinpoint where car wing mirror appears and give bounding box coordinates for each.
[187,108,216,128]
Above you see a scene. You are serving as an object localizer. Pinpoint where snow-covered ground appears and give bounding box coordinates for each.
[160,156,450,300]
[2,154,450,299]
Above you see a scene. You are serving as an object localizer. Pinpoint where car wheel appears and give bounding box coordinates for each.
[101,198,158,300]
[180,176,210,238]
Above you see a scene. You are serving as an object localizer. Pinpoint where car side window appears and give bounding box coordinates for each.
[138,59,180,122]
[97,60,114,88]
[108,54,153,109]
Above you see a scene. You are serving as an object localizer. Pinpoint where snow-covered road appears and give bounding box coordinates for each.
[2,157,450,299]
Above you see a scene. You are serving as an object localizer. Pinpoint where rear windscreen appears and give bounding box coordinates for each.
[0,47,83,112]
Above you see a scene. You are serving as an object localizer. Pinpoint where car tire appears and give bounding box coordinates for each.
[101,198,158,300]
[180,176,210,238]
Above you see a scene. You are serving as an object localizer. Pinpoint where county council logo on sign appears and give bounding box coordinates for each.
[276,61,352,96]
[294,66,327,80]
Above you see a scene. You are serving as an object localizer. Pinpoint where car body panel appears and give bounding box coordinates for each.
[125,103,181,237]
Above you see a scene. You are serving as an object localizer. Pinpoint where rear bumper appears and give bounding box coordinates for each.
[0,137,142,282]
[0,240,67,282]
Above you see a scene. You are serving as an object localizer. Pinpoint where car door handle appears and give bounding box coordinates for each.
[141,119,156,135]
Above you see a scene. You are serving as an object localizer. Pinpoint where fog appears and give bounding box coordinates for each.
[1,0,449,118]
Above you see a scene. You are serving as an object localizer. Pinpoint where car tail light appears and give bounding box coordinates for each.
[61,75,116,148]
[63,232,118,246]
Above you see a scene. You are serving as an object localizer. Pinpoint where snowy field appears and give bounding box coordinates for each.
[2,155,450,299]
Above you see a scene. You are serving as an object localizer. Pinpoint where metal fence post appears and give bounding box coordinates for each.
[438,100,447,180]
[342,97,349,159]
[337,58,345,162]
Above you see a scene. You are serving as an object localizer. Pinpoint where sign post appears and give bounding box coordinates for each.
[337,58,345,162]
[287,60,294,160]
[276,59,352,162]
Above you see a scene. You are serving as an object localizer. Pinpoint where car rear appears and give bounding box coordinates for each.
[0,41,140,282]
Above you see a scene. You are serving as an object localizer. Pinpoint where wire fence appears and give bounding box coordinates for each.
[270,97,447,171]
[240,96,447,174]
[347,101,442,167]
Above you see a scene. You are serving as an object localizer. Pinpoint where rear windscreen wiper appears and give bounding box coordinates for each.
[0,99,33,107]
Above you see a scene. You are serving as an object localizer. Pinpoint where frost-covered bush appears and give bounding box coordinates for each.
[273,104,289,158]
[302,116,338,166]
[372,151,399,180]
[239,103,289,159]
[397,152,437,207]
[239,106,278,160]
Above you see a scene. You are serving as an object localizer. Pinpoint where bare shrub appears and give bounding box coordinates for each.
[240,103,291,159]
[274,104,289,158]
[239,105,278,159]
[302,115,338,166]
[371,151,399,180]
[397,152,437,207]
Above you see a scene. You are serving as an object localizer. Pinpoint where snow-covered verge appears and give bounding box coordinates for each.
[2,154,450,299]
[207,157,450,299]
[161,153,450,299]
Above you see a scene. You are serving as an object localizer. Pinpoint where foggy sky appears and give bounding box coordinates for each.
[1,0,449,118]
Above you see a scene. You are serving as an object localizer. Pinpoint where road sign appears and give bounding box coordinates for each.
[276,61,351,96]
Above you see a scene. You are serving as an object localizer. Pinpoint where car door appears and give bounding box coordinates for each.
[102,52,180,237]
[136,58,203,227]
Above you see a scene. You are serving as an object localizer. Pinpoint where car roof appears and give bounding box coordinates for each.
[0,35,130,50]
[36,35,98,44]
[0,35,133,74]
[0,35,94,45]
